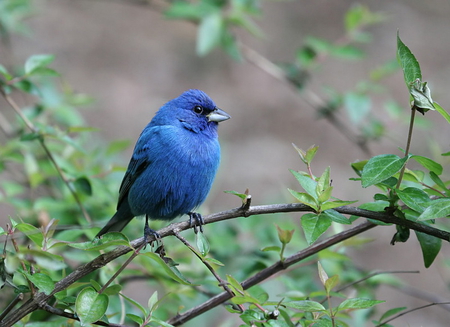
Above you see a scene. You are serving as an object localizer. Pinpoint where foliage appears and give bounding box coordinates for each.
[0,2,450,327]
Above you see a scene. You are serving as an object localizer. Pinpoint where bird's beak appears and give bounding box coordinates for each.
[207,107,231,123]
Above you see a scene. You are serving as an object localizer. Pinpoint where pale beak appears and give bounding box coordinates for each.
[207,107,231,123]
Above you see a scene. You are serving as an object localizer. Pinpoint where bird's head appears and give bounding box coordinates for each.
[157,89,230,134]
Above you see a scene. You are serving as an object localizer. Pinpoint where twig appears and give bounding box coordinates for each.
[167,220,377,325]
[374,302,450,327]
[1,202,449,326]
[396,106,416,189]
[172,229,235,297]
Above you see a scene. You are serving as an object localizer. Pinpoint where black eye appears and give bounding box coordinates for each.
[193,105,203,114]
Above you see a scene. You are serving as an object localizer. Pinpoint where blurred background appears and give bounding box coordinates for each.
[1,0,450,325]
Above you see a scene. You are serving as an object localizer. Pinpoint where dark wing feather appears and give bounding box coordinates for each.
[117,156,151,209]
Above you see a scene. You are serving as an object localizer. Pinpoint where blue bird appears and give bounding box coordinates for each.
[96,89,230,240]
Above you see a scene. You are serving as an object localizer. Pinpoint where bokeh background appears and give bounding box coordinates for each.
[2,0,450,325]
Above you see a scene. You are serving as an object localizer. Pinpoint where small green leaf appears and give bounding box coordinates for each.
[72,232,131,250]
[283,300,326,312]
[316,167,330,196]
[148,291,158,311]
[290,170,318,198]
[74,177,92,196]
[196,231,210,256]
[103,284,122,296]
[415,231,441,268]
[288,189,318,210]
[197,13,223,56]
[141,252,193,285]
[25,54,55,75]
[325,275,339,294]
[396,187,430,213]
[15,223,44,247]
[120,292,148,316]
[396,33,421,86]
[317,261,328,286]
[227,275,243,293]
[204,257,224,266]
[276,225,294,245]
[261,245,281,253]
[338,298,384,311]
[433,102,450,124]
[379,306,407,322]
[411,155,442,175]
[75,287,109,325]
[320,209,351,225]
[24,272,55,295]
[361,154,408,188]
[301,213,331,245]
[127,313,144,325]
[351,160,367,177]
[418,198,450,221]
[429,172,449,196]
[320,200,358,212]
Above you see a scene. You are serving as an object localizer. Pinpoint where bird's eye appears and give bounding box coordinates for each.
[193,105,203,114]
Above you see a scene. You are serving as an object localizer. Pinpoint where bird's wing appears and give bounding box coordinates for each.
[117,155,151,210]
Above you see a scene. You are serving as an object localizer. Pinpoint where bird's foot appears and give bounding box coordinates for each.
[188,212,205,233]
[143,215,162,249]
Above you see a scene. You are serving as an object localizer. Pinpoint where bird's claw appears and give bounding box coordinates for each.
[188,212,204,233]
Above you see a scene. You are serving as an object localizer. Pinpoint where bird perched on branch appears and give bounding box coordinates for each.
[96,89,230,241]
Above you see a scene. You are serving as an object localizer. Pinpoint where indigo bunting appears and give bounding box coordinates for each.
[96,89,230,240]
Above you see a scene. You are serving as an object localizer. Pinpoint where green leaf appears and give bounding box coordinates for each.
[203,257,224,266]
[74,177,92,196]
[197,13,223,56]
[418,198,450,221]
[290,170,318,198]
[411,156,442,175]
[320,209,351,225]
[15,223,44,247]
[396,33,421,86]
[120,292,148,316]
[317,261,328,286]
[25,54,55,75]
[429,172,449,195]
[351,160,367,177]
[415,231,441,268]
[316,167,330,196]
[320,200,357,212]
[127,313,144,325]
[75,287,109,326]
[396,187,430,213]
[288,189,318,210]
[261,245,281,253]
[325,275,339,294]
[72,232,131,250]
[276,225,294,245]
[301,213,331,245]
[338,298,384,311]
[379,306,407,322]
[227,275,243,293]
[433,102,450,124]
[361,154,408,188]
[196,231,210,256]
[283,300,326,312]
[148,291,158,311]
[24,272,55,295]
[103,284,122,296]
[140,252,193,285]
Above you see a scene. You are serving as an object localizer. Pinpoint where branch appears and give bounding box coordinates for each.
[1,202,448,326]
[167,220,376,325]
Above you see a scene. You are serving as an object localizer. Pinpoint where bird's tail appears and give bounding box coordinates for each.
[96,205,134,238]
